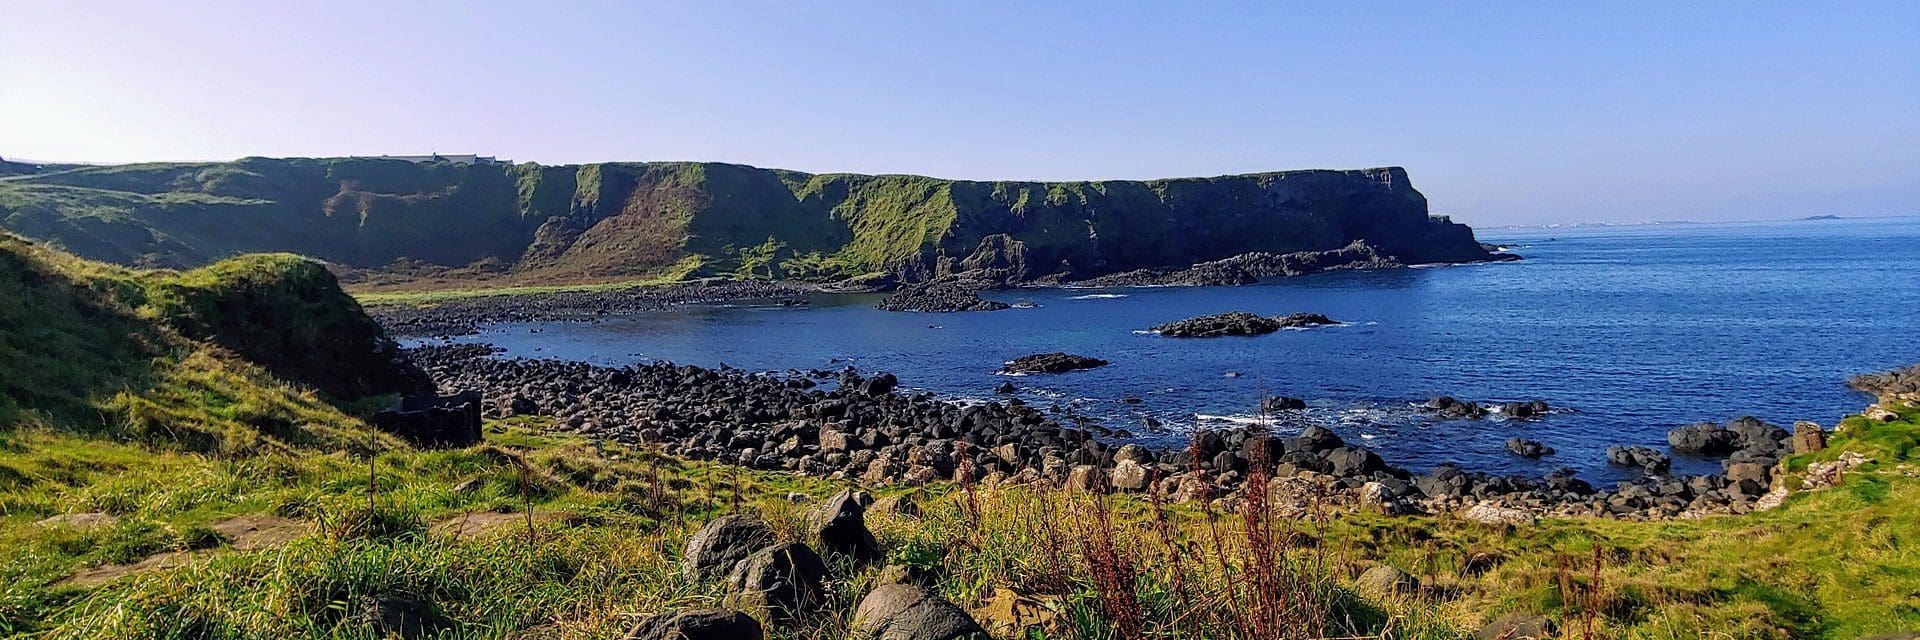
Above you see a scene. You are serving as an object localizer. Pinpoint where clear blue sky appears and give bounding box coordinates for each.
[2,1,1915,225]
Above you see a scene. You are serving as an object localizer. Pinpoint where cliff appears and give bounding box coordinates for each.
[0,157,1506,286]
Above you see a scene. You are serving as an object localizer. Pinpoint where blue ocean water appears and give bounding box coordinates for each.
[441,217,1920,483]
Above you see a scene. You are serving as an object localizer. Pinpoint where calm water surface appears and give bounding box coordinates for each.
[435,217,1920,484]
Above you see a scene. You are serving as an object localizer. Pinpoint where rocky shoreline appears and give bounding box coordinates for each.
[370,240,1521,328]
[369,280,815,338]
[408,344,1821,522]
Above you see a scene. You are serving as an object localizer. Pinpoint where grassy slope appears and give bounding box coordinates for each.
[4,237,1915,639]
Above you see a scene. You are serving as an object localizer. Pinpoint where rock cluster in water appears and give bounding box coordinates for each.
[406,344,1808,521]
[1420,397,1550,420]
[999,353,1109,375]
[1149,312,1339,337]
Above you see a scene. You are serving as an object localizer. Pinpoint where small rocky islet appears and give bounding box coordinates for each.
[1148,311,1340,337]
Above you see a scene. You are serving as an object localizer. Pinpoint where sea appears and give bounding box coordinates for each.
[429,217,1920,484]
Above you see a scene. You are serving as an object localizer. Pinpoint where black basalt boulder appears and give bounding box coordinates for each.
[1505,438,1555,459]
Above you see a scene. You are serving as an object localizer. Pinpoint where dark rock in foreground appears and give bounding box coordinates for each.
[1150,311,1339,337]
[853,584,988,640]
[370,391,483,447]
[877,281,1010,313]
[628,609,763,640]
[811,490,880,564]
[683,514,775,582]
[726,542,830,622]
[999,353,1109,374]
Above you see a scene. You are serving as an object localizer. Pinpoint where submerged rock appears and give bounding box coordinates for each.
[999,353,1109,374]
[1505,438,1554,459]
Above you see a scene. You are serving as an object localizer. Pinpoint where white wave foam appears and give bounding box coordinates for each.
[1193,413,1269,426]
[1069,293,1129,300]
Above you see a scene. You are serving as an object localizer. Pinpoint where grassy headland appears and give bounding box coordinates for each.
[0,158,1499,298]
[2,236,1916,638]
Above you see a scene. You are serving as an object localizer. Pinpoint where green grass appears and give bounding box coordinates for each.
[5,408,1916,639]
[351,271,692,306]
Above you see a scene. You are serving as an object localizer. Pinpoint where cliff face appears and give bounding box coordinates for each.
[0,158,1504,285]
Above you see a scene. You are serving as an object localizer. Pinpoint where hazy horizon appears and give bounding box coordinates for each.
[3,1,1916,226]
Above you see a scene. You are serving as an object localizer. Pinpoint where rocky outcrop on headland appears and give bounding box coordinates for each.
[1074,240,1417,288]
[1850,364,1920,403]
[1149,312,1338,337]
[875,281,1010,313]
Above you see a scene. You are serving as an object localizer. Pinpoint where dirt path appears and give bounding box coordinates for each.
[55,515,306,587]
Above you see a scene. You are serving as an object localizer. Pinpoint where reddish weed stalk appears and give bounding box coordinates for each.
[1074,484,1145,640]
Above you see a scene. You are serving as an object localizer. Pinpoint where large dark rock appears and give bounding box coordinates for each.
[626,609,763,640]
[1666,422,1742,456]
[861,372,900,396]
[1670,417,1790,459]
[726,542,831,621]
[999,353,1109,375]
[370,391,483,447]
[1261,396,1307,413]
[1288,425,1344,453]
[1421,396,1488,419]
[1505,438,1554,459]
[683,514,775,582]
[1477,613,1554,640]
[811,490,880,563]
[852,584,989,640]
[1605,445,1671,474]
[1791,421,1827,454]
[1354,565,1419,596]
[1324,446,1386,477]
[1149,311,1338,338]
